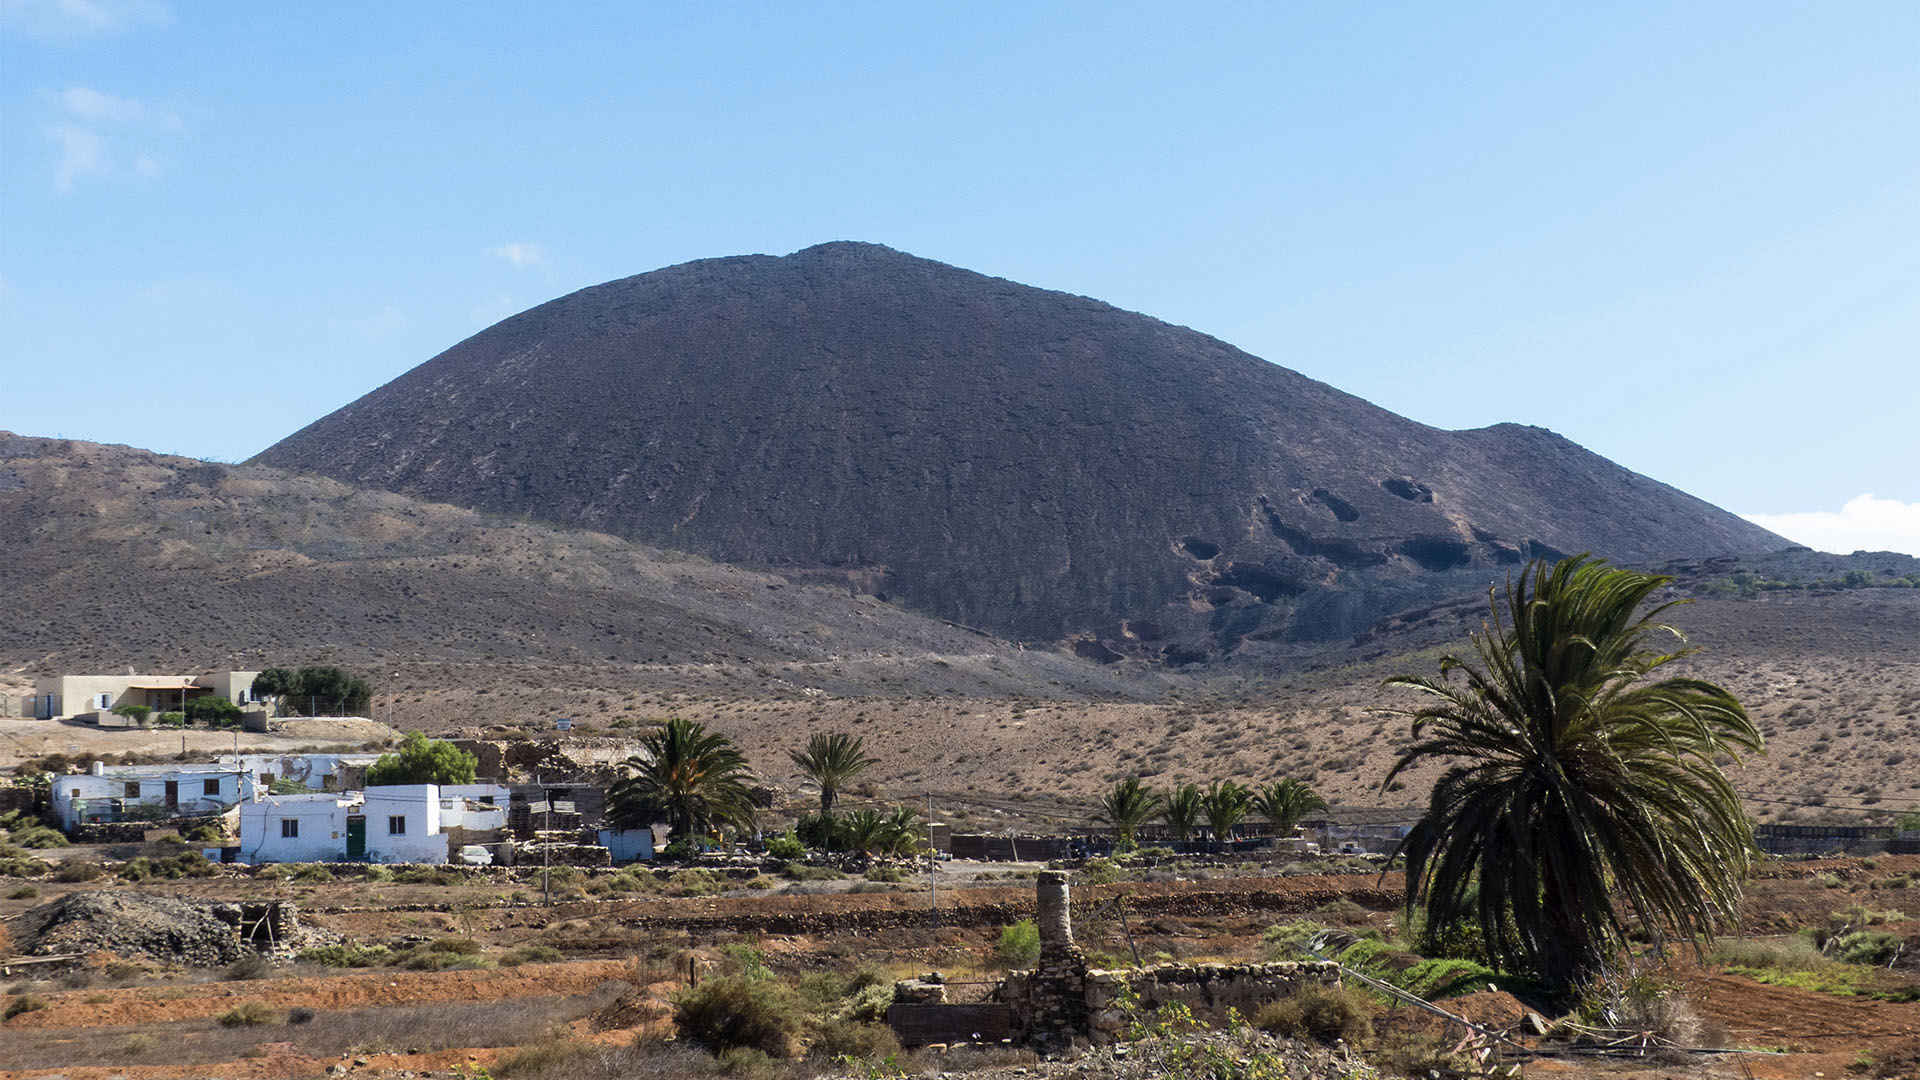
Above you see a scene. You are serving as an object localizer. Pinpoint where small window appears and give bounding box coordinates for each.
[280,819,299,838]
[204,778,221,796]
[97,693,112,709]
[125,781,141,798]
[388,815,406,835]
[480,796,495,805]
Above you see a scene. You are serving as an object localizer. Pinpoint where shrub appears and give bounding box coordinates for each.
[1253,983,1373,1045]
[716,1046,780,1078]
[672,973,805,1057]
[864,864,911,883]
[7,885,38,900]
[1396,957,1500,1000]
[222,953,272,981]
[1260,920,1330,961]
[156,711,186,728]
[9,826,68,849]
[1707,935,1827,973]
[809,1017,901,1060]
[4,993,49,1021]
[997,919,1041,967]
[298,944,390,968]
[52,860,104,883]
[780,862,842,882]
[111,703,152,724]
[495,1034,599,1077]
[500,944,565,967]
[1836,930,1906,966]
[120,1033,154,1055]
[287,1006,316,1024]
[1312,898,1370,925]
[765,831,804,860]
[666,869,724,896]
[1078,857,1122,886]
[216,1000,282,1026]
[289,863,335,883]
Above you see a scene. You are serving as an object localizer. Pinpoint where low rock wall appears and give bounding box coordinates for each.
[1085,961,1339,1041]
[1000,960,1339,1046]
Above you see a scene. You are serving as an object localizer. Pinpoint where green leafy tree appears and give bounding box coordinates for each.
[1098,777,1163,851]
[1161,782,1203,850]
[283,666,373,716]
[365,731,478,786]
[1201,779,1251,847]
[250,668,296,715]
[788,732,878,816]
[1382,555,1763,993]
[184,695,241,728]
[111,703,152,724]
[608,718,757,842]
[1252,779,1328,838]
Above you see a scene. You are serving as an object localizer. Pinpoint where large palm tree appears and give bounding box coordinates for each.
[1098,777,1163,850]
[1252,778,1328,838]
[1201,779,1251,849]
[608,718,757,842]
[1383,555,1762,992]
[1162,782,1203,851]
[790,732,879,816]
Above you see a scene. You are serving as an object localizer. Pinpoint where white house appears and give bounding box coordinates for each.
[439,783,511,831]
[30,671,261,721]
[52,762,258,830]
[238,784,464,864]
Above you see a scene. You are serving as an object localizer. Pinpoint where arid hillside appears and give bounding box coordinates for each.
[254,241,1782,661]
[0,434,1159,710]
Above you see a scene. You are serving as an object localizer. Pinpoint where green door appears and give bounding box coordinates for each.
[346,816,366,858]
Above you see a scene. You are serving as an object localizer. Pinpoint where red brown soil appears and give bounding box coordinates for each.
[2,959,634,1029]
[10,860,1920,1079]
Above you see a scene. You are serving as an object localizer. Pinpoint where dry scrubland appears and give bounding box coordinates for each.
[5,854,1920,1078]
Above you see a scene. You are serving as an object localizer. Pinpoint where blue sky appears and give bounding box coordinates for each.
[2,2,1916,553]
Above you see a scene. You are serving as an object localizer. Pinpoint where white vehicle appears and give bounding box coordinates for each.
[458,845,494,866]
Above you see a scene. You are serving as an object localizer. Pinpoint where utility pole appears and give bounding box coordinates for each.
[926,791,937,932]
[541,775,551,908]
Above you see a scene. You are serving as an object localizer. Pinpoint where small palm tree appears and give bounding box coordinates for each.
[1162,783,1203,851]
[608,718,757,843]
[1201,779,1251,850]
[1099,777,1162,851]
[1383,555,1763,993]
[882,805,927,857]
[1252,778,1327,838]
[790,732,879,816]
[842,808,890,855]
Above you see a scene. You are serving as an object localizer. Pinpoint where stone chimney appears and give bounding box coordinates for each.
[1025,870,1088,1048]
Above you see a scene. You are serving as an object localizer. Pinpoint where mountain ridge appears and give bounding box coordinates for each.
[255,242,1783,659]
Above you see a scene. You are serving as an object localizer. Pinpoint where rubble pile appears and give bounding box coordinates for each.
[13,891,297,967]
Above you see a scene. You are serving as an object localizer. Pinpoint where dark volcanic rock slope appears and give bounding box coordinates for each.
[257,242,1782,658]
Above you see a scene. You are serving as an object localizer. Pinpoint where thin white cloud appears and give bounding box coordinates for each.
[1,0,169,37]
[45,122,105,191]
[38,86,182,192]
[1743,494,1920,557]
[487,242,546,269]
[58,86,146,123]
